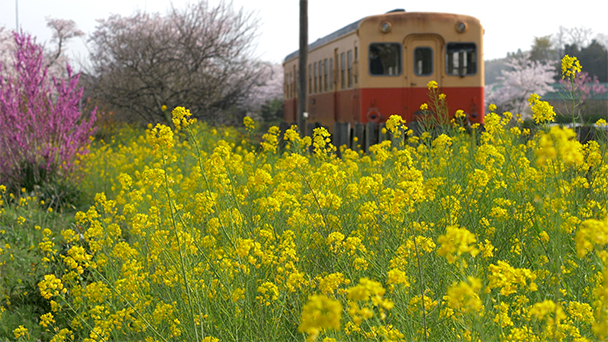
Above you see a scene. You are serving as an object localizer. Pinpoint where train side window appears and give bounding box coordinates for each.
[313,62,320,93]
[285,71,291,98]
[446,43,477,76]
[308,64,312,95]
[329,58,334,90]
[347,50,353,88]
[323,58,328,92]
[340,52,346,89]
[369,43,401,76]
[414,47,433,76]
[354,47,358,84]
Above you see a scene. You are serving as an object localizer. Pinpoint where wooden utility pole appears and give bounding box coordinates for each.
[297,0,308,136]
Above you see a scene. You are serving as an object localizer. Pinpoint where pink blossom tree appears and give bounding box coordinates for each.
[0,32,96,192]
[485,52,555,119]
[559,72,608,103]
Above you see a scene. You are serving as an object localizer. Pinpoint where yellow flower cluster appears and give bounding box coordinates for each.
[528,93,556,124]
[436,226,479,264]
[298,294,342,342]
[38,274,66,299]
[561,54,582,80]
[487,260,538,296]
[444,276,483,315]
[13,325,28,339]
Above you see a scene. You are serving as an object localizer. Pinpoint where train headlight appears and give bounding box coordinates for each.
[456,22,467,33]
[380,21,392,33]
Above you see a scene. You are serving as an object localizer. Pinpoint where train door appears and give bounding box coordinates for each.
[404,34,443,122]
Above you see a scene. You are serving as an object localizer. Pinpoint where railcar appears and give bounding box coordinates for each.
[283,9,484,132]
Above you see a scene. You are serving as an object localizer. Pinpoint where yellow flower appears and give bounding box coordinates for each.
[427,80,438,90]
[202,337,220,342]
[488,103,497,112]
[298,294,342,342]
[243,115,255,132]
[40,312,55,328]
[146,123,175,150]
[13,325,29,339]
[386,268,410,288]
[420,103,429,111]
[171,106,195,129]
[561,54,582,80]
[575,218,608,257]
[256,281,280,306]
[487,260,538,296]
[386,115,406,135]
[528,93,555,124]
[38,274,66,299]
[318,273,350,295]
[436,226,479,264]
[444,276,483,314]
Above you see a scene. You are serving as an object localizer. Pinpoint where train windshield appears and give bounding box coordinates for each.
[369,43,402,76]
[446,43,477,76]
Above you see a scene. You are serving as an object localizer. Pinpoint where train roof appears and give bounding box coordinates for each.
[283,18,362,63]
[283,10,479,64]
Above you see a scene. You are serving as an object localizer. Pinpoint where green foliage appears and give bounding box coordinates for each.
[260,98,284,123]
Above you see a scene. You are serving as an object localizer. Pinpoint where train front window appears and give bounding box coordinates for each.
[414,47,433,76]
[369,43,401,76]
[446,43,477,76]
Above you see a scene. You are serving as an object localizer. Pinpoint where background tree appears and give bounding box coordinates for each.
[246,63,283,122]
[530,35,556,62]
[485,52,555,119]
[564,41,608,82]
[45,18,84,77]
[88,0,268,125]
[1,18,82,79]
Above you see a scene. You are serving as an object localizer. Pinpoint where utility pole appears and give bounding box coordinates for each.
[297,0,308,136]
[15,0,19,31]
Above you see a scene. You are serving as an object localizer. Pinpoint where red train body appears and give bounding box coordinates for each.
[283,10,485,130]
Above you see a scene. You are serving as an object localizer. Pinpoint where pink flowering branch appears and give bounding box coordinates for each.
[0,32,96,190]
[558,71,607,104]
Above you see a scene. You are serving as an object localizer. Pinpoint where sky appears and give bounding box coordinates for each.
[1,0,607,69]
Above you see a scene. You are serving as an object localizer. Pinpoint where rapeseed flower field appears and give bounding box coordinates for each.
[1,56,608,341]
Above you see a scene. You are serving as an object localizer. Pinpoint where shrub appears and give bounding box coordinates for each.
[0,32,96,196]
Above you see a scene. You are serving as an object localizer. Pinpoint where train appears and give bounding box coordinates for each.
[283,9,485,135]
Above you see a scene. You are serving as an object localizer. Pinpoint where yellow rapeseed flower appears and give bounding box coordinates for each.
[444,276,483,314]
[528,93,555,124]
[298,294,342,342]
[13,325,29,339]
[243,115,255,132]
[561,54,582,80]
[437,226,479,264]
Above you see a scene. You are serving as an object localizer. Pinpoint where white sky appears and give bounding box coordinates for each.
[1,0,606,69]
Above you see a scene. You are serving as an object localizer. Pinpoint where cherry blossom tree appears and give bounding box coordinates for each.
[45,18,84,77]
[87,0,269,125]
[485,52,555,119]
